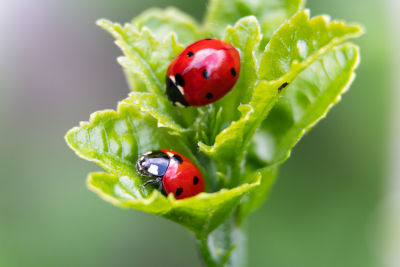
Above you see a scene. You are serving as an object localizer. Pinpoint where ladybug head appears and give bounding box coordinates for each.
[136,155,150,175]
[136,150,170,178]
[165,75,190,107]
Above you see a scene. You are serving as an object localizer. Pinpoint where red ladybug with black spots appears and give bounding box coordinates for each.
[136,149,205,199]
[166,38,240,107]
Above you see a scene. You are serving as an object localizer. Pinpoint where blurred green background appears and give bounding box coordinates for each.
[0,0,397,266]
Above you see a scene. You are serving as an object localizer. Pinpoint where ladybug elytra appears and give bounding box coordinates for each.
[166,38,240,107]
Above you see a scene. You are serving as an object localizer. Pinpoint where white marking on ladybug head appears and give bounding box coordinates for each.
[148,164,159,175]
[177,85,184,95]
[145,151,152,155]
[169,75,176,83]
[166,152,174,157]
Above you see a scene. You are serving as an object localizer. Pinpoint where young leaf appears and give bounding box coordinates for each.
[88,172,260,237]
[204,0,304,46]
[260,44,361,164]
[97,19,183,95]
[121,92,186,133]
[65,94,196,197]
[240,45,360,217]
[259,10,363,81]
[217,16,262,124]
[131,7,201,45]
[238,164,279,221]
[199,11,363,187]
[199,80,278,187]
[195,16,262,149]
[66,4,364,263]
[238,46,360,219]
[98,19,200,126]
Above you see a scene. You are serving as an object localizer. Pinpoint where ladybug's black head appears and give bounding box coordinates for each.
[166,75,190,107]
[136,150,170,178]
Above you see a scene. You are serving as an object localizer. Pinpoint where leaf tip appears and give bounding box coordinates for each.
[64,127,78,149]
[96,18,113,28]
[302,8,311,18]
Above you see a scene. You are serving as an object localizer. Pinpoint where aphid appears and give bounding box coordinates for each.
[278,82,289,93]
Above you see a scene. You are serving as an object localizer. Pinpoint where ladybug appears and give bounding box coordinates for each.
[166,38,240,107]
[136,149,205,199]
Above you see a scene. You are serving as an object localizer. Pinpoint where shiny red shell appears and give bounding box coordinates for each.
[166,39,240,106]
[160,149,205,199]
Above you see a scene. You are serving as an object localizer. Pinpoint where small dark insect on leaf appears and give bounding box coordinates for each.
[278,82,289,93]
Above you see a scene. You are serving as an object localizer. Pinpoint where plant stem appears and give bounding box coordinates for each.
[197,236,220,267]
[197,217,248,267]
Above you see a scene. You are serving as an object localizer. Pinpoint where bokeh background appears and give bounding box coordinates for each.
[0,0,398,266]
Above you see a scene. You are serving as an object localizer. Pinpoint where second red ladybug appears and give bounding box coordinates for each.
[136,149,205,199]
[166,39,240,107]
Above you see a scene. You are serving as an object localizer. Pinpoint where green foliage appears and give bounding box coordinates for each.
[259,44,360,165]
[259,10,362,81]
[66,1,362,265]
[131,7,201,45]
[205,0,305,48]
[88,172,259,237]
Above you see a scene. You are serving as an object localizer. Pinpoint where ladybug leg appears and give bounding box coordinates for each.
[158,182,163,192]
[141,179,158,188]
[141,177,163,191]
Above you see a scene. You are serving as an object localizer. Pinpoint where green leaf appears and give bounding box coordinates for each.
[199,81,278,187]
[88,172,260,237]
[67,4,364,260]
[204,0,304,47]
[195,16,262,149]
[246,10,363,166]
[122,92,185,133]
[238,164,279,221]
[198,11,363,188]
[65,94,196,198]
[217,16,262,124]
[131,7,201,45]
[98,19,199,127]
[259,10,363,81]
[260,43,361,164]
[65,92,262,236]
[97,19,184,95]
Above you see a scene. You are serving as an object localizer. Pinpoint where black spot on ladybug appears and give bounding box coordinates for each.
[187,51,194,57]
[193,176,199,185]
[206,92,213,99]
[165,76,189,107]
[202,69,210,79]
[175,73,185,87]
[230,68,237,77]
[278,82,289,93]
[173,154,183,164]
[176,187,183,196]
[205,38,211,40]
